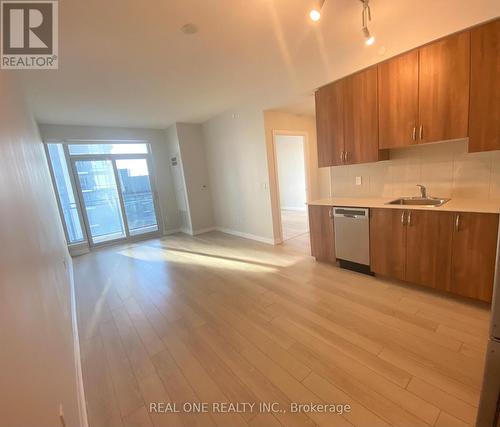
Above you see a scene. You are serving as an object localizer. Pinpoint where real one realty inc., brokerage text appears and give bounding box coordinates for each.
[150,401,352,415]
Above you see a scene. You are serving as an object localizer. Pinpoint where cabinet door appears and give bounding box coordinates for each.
[315,81,345,167]
[469,19,500,153]
[343,67,385,164]
[378,50,419,149]
[451,212,499,302]
[418,31,470,143]
[308,205,336,262]
[406,210,454,289]
[370,209,406,281]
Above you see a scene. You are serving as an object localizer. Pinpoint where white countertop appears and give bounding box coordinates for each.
[309,197,500,214]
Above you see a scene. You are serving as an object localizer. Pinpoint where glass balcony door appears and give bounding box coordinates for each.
[116,158,159,236]
[74,159,128,245]
[73,156,160,246]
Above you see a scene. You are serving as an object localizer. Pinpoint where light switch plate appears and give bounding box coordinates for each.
[355,176,362,186]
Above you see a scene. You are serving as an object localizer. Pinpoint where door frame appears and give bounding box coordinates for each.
[70,153,162,248]
[270,130,311,244]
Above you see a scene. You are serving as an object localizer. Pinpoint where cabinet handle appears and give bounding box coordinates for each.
[419,125,423,140]
[412,126,416,141]
[340,151,344,163]
[401,211,406,225]
[455,214,460,231]
[344,151,349,162]
[407,211,412,226]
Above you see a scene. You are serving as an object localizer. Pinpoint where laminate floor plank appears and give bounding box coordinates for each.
[74,232,489,427]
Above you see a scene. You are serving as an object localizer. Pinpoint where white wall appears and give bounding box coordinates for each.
[38,124,181,234]
[275,135,307,210]
[164,124,191,233]
[202,109,275,243]
[263,110,330,242]
[176,123,215,234]
[331,139,500,200]
[0,76,85,426]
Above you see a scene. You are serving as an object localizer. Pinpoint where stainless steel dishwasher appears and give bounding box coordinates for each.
[333,207,371,274]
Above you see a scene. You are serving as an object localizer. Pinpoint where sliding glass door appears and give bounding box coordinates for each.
[74,159,127,244]
[46,142,161,249]
[116,158,158,236]
[73,156,160,246]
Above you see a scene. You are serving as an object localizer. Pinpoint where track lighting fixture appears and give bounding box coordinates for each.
[360,0,375,45]
[309,0,325,22]
[308,0,375,46]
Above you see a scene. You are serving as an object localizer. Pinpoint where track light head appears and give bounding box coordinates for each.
[360,0,375,45]
[309,0,326,22]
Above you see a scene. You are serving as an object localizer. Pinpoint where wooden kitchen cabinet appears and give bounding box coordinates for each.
[418,31,470,143]
[450,212,499,302]
[343,67,387,164]
[469,19,500,153]
[369,208,498,302]
[315,67,387,167]
[378,50,419,149]
[378,31,470,148]
[405,210,454,290]
[370,208,406,281]
[308,205,336,263]
[315,81,345,167]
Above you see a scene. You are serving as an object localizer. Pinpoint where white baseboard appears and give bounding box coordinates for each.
[163,227,182,235]
[68,243,90,257]
[281,206,307,212]
[192,226,217,236]
[68,256,89,427]
[215,227,276,245]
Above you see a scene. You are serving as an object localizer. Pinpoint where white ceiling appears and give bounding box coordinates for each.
[11,0,500,128]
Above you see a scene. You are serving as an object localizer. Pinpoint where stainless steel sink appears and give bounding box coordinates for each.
[386,197,450,207]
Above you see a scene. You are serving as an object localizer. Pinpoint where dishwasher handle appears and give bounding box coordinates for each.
[333,207,369,219]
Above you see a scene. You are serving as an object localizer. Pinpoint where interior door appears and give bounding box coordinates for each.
[74,159,127,245]
[378,50,419,148]
[370,208,406,281]
[115,158,159,236]
[418,31,470,143]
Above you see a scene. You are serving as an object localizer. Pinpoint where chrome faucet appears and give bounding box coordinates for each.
[416,184,427,198]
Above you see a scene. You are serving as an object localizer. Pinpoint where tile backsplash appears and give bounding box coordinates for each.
[331,139,500,200]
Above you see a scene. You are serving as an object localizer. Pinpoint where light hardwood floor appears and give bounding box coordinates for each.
[74,231,490,427]
[281,209,309,241]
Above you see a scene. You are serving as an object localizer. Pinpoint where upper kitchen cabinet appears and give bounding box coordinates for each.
[418,31,470,143]
[378,50,419,149]
[315,81,345,167]
[469,19,500,153]
[343,67,388,164]
[315,67,388,167]
[378,31,470,148]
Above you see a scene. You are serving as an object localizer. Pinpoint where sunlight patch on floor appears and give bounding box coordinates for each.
[118,245,280,273]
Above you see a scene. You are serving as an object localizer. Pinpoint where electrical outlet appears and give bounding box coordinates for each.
[355,176,362,186]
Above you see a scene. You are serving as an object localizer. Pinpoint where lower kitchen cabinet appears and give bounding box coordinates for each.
[370,208,406,281]
[406,210,454,289]
[450,212,499,302]
[369,208,499,302]
[308,205,336,263]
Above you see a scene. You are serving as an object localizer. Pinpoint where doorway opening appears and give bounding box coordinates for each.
[274,134,309,242]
